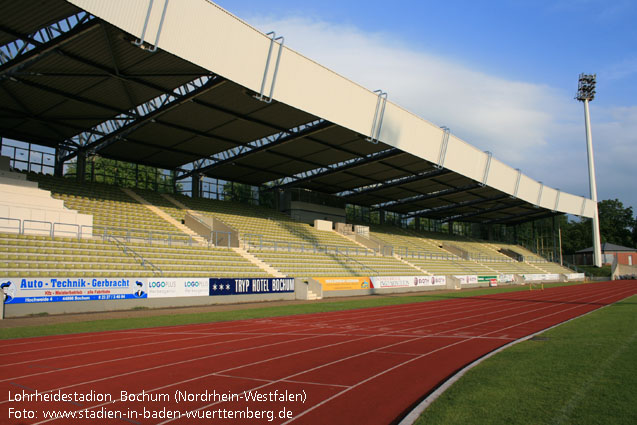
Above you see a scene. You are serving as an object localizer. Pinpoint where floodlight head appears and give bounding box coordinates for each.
[576,73,596,101]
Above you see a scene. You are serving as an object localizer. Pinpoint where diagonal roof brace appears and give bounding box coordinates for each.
[435,126,450,170]
[254,31,284,103]
[536,182,544,207]
[374,183,483,209]
[366,90,387,144]
[133,0,170,53]
[441,200,527,223]
[511,168,522,198]
[553,189,561,212]
[179,119,332,180]
[0,11,97,77]
[405,194,509,219]
[481,151,492,187]
[483,209,561,225]
[60,74,224,161]
[270,147,402,191]
[339,168,452,198]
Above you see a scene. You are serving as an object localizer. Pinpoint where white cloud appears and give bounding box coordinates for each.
[248,15,636,211]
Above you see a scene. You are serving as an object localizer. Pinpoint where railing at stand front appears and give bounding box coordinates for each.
[243,234,373,257]
[0,217,21,233]
[0,217,196,246]
[209,230,231,248]
[53,222,80,240]
[397,247,458,261]
[22,219,53,237]
[81,225,194,246]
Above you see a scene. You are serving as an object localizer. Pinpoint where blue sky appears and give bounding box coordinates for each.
[216,0,637,213]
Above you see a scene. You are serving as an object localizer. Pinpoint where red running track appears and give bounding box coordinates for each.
[1,280,635,425]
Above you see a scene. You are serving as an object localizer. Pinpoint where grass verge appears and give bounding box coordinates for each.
[0,282,581,340]
[579,264,612,277]
[415,294,637,425]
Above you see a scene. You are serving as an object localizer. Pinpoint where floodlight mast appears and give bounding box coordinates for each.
[576,73,602,268]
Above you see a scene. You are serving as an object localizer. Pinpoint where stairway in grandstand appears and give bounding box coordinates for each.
[0,172,576,280]
[0,174,273,278]
[155,193,422,278]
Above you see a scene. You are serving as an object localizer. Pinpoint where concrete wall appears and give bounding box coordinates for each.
[612,263,637,280]
[3,292,296,318]
[283,201,345,224]
[0,172,93,237]
[184,212,238,247]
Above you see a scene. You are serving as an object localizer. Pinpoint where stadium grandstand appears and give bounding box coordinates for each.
[1,0,588,317]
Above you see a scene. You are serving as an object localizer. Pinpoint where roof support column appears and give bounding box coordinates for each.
[191,173,201,199]
[552,215,558,263]
[54,147,65,177]
[76,150,86,183]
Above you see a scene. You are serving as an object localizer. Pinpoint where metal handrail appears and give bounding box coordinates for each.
[209,230,231,248]
[468,254,516,263]
[22,219,53,237]
[339,251,379,277]
[81,224,193,246]
[243,234,379,275]
[243,233,373,256]
[1,217,194,246]
[52,222,80,240]
[0,217,21,233]
[107,233,162,275]
[397,248,459,261]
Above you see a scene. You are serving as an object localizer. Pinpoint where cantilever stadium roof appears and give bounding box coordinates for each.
[0,0,596,224]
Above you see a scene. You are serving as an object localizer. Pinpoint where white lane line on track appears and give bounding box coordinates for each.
[1,290,534,378]
[17,283,631,425]
[397,291,637,425]
[279,285,637,424]
[64,284,629,425]
[5,282,609,387]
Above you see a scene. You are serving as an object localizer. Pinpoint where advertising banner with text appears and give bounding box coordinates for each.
[1,277,147,304]
[146,278,209,298]
[313,277,371,291]
[370,276,447,288]
[498,274,515,283]
[454,275,479,285]
[209,278,295,296]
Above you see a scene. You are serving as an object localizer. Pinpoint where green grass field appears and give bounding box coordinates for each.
[416,294,637,425]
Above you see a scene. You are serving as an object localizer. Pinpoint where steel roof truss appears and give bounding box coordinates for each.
[62,74,222,161]
[375,183,482,209]
[441,199,527,223]
[269,147,401,191]
[179,119,331,179]
[0,11,96,76]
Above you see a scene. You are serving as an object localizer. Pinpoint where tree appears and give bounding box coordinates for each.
[561,198,636,254]
[597,199,635,247]
[222,181,255,204]
[560,216,591,254]
[64,155,179,193]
